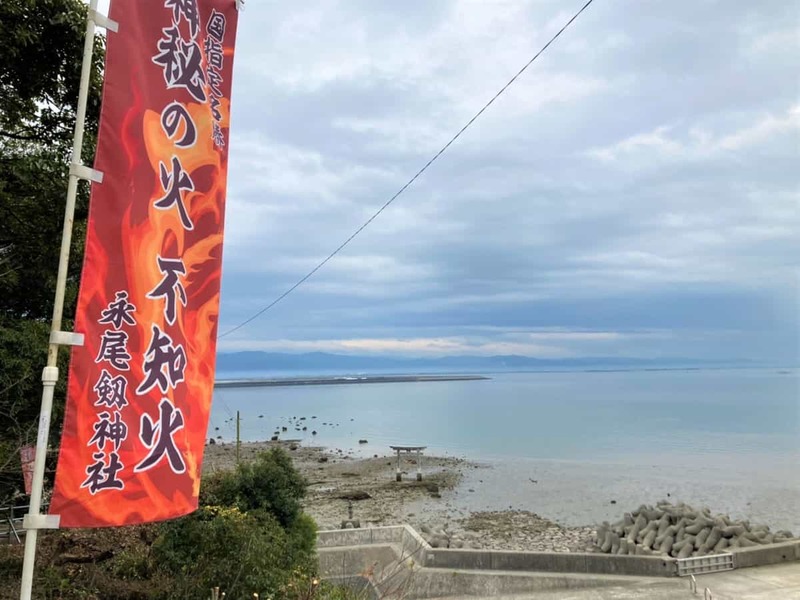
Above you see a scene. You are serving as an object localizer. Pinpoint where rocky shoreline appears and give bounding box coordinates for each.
[204,441,795,556]
[419,511,595,552]
[203,440,597,553]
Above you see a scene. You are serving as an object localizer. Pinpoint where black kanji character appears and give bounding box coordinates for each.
[153,26,183,87]
[152,25,207,101]
[165,0,199,39]
[135,398,186,473]
[207,67,223,98]
[93,370,129,409]
[212,122,225,148]
[98,290,137,330]
[209,95,222,122]
[88,411,128,451]
[206,9,226,41]
[81,452,124,494]
[95,330,131,370]
[146,256,187,326]
[155,156,194,230]
[161,102,197,148]
[203,36,223,69]
[136,325,186,395]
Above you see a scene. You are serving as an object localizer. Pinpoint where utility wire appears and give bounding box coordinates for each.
[219,0,596,339]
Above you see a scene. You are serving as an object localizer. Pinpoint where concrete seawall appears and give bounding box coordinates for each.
[318,525,677,577]
[425,548,675,576]
[317,527,800,599]
[318,525,800,577]
[730,540,800,568]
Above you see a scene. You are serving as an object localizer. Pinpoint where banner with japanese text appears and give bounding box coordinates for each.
[20,446,35,496]
[50,0,239,527]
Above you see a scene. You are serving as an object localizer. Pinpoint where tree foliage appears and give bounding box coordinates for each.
[150,449,317,598]
[0,0,104,148]
[201,447,309,528]
[151,449,318,598]
[0,451,325,599]
[0,0,104,501]
[151,506,316,599]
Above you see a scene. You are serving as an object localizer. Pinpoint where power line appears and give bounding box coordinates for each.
[219,0,596,339]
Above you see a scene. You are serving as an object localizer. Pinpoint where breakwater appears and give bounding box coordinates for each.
[594,500,796,558]
[214,374,489,389]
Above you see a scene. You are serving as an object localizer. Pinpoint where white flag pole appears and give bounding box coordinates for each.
[18,1,117,598]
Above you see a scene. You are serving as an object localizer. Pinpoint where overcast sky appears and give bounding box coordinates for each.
[108,0,800,361]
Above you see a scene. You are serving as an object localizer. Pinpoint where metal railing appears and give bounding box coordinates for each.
[0,502,48,544]
[688,573,716,599]
[677,552,734,576]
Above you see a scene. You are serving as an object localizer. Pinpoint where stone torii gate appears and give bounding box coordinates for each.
[390,445,426,481]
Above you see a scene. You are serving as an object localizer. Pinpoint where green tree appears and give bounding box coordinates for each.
[201,448,309,528]
[151,450,318,599]
[151,506,299,599]
[0,0,104,501]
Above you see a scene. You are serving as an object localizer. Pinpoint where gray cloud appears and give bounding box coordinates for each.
[216,0,799,361]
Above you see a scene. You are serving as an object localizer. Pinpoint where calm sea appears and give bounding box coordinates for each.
[210,368,800,530]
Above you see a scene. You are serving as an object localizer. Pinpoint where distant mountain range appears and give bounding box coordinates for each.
[215,351,756,375]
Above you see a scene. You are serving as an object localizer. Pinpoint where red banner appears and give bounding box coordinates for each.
[20,445,35,496]
[50,0,239,527]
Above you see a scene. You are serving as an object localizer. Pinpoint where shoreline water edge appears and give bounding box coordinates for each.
[203,440,596,552]
[208,369,800,549]
[203,440,797,554]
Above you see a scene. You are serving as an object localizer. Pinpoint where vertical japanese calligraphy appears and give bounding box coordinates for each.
[50,0,239,527]
[20,446,35,496]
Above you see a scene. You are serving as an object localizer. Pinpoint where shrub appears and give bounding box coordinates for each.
[285,512,318,572]
[0,449,319,600]
[201,448,307,528]
[149,448,318,599]
[151,506,295,599]
[110,545,152,581]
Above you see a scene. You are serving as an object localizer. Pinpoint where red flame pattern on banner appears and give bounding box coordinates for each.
[50,0,239,527]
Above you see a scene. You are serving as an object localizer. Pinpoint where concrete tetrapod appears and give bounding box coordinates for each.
[592,501,797,560]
